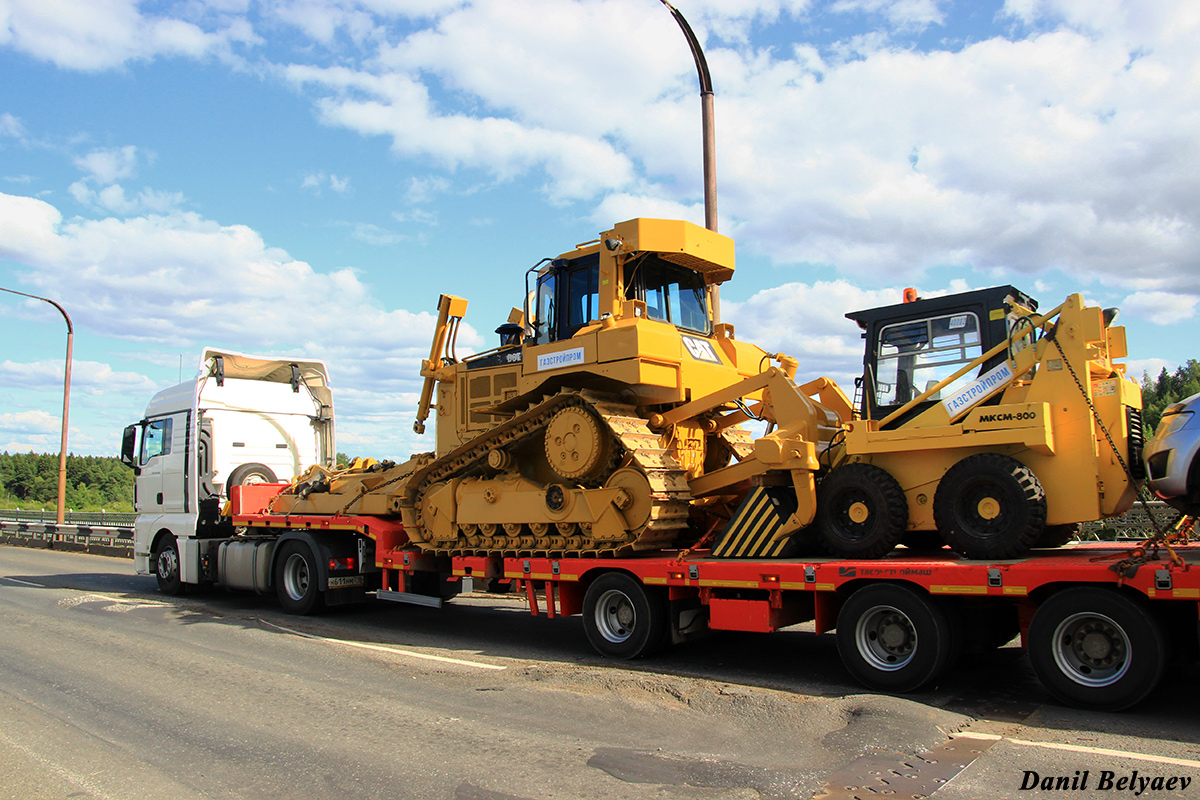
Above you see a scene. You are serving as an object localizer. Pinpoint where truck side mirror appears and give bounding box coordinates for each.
[120,424,140,472]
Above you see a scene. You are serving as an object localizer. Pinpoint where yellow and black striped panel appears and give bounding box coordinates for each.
[713,487,797,558]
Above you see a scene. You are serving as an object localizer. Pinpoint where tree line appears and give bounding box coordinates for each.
[1140,359,1200,434]
[0,452,135,512]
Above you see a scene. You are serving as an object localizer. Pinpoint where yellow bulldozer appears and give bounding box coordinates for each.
[272,218,1144,561]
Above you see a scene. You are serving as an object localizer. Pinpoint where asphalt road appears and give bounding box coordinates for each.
[1,545,1198,800]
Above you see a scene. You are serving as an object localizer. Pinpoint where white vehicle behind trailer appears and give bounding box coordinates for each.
[120,348,335,593]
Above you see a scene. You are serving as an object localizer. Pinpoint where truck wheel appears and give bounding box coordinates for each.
[583,573,667,659]
[275,540,325,615]
[227,463,278,488]
[933,453,1046,559]
[1028,587,1165,711]
[817,463,908,559]
[836,583,958,692]
[154,534,185,595]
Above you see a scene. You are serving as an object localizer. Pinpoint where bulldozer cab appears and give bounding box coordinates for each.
[847,285,1037,427]
[529,250,712,345]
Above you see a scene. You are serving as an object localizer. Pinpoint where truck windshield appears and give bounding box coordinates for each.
[626,255,709,334]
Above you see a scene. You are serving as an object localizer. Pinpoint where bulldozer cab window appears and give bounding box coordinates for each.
[875,313,982,407]
[534,272,557,344]
[626,255,709,334]
[532,255,600,344]
[566,259,599,332]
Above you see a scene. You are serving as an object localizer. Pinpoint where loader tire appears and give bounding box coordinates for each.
[816,463,908,559]
[934,453,1046,560]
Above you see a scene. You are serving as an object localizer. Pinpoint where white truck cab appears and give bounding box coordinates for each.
[121,348,335,591]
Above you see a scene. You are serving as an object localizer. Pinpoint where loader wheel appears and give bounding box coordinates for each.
[933,453,1046,560]
[816,463,908,559]
[583,573,668,659]
[1028,588,1166,710]
[836,584,959,692]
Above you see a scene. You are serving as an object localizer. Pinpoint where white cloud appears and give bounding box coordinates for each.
[74,145,139,183]
[1120,291,1199,325]
[302,171,352,194]
[0,112,25,138]
[0,359,158,396]
[0,188,481,409]
[0,0,259,70]
[832,0,947,31]
[0,409,59,434]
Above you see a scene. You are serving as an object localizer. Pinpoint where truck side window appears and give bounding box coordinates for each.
[875,313,982,407]
[140,418,173,465]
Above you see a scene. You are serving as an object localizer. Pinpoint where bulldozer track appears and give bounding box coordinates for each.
[403,389,693,557]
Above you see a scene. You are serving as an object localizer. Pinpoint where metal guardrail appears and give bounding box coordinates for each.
[0,519,133,558]
[0,509,135,528]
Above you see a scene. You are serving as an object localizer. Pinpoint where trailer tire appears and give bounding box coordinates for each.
[275,540,325,615]
[817,463,908,559]
[583,573,667,659]
[934,453,1046,560]
[227,463,278,488]
[1028,587,1165,711]
[836,583,958,692]
[154,534,185,595]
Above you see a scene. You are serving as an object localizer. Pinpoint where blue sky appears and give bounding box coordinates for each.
[1,0,1197,461]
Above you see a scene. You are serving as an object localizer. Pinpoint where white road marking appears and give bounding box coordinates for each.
[955,731,1200,769]
[261,620,507,670]
[0,576,44,587]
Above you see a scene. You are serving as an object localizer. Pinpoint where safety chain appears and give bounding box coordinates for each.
[1046,331,1191,578]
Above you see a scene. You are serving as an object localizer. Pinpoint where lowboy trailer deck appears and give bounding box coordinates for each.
[231,483,1198,713]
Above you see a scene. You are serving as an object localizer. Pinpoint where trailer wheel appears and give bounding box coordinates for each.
[817,463,908,559]
[154,534,185,595]
[227,462,278,488]
[933,453,1046,559]
[1028,588,1165,711]
[275,540,325,615]
[583,573,667,659]
[836,584,958,692]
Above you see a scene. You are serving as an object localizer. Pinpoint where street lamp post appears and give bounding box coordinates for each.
[1,287,73,525]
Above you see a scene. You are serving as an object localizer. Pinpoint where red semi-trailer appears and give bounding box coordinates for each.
[229,483,1197,713]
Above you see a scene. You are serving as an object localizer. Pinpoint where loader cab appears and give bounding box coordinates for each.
[847,285,1037,428]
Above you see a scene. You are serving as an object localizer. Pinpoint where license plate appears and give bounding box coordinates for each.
[327,575,364,588]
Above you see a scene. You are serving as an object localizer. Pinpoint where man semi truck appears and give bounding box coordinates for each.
[120,348,335,594]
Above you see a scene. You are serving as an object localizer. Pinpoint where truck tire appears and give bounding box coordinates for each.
[933,453,1046,560]
[583,573,667,659]
[275,540,325,615]
[227,463,278,488]
[836,583,958,692]
[816,463,908,559]
[154,534,185,595]
[1028,587,1166,711]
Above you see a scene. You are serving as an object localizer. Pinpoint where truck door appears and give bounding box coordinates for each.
[136,415,188,512]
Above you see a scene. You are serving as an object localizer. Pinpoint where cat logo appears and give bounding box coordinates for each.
[681,335,722,364]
